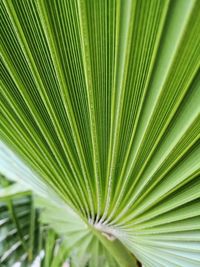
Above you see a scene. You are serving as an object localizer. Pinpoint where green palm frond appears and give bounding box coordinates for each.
[0,175,38,266]
[0,0,200,266]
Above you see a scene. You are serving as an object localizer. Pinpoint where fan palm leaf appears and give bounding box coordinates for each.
[0,0,200,266]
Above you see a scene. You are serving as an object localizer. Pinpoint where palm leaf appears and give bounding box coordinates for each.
[0,0,200,266]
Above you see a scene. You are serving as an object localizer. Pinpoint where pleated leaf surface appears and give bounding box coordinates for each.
[0,0,200,266]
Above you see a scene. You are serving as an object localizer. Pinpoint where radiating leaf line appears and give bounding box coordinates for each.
[1,0,200,266]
